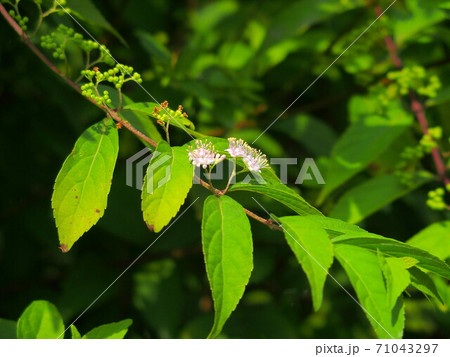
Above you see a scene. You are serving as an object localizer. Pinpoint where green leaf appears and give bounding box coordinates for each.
[297,215,367,238]
[229,180,322,216]
[318,112,412,204]
[142,141,193,232]
[335,245,404,339]
[278,216,334,311]
[333,233,450,279]
[82,319,132,339]
[202,195,253,338]
[52,119,119,251]
[378,254,410,310]
[17,300,64,339]
[0,318,17,339]
[407,221,450,260]
[409,267,444,304]
[98,85,162,146]
[70,325,81,339]
[66,0,126,44]
[330,173,432,224]
[123,102,202,137]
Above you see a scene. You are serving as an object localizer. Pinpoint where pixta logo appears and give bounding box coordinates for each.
[126,147,325,191]
[126,148,172,193]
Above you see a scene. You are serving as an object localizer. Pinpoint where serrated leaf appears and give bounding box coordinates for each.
[229,180,322,216]
[378,254,410,310]
[279,216,334,311]
[142,141,193,232]
[66,0,126,44]
[335,245,404,339]
[333,233,450,279]
[202,195,253,338]
[330,173,432,224]
[318,112,412,204]
[17,301,64,339]
[70,325,81,339]
[409,267,444,304]
[407,221,450,260]
[52,119,119,251]
[82,319,132,339]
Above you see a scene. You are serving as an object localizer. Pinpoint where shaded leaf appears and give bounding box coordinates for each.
[409,267,444,304]
[378,254,410,309]
[0,318,17,339]
[318,112,412,203]
[330,173,432,224]
[202,195,253,338]
[66,0,125,44]
[133,259,183,338]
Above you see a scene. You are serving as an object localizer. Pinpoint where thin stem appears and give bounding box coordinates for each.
[164,119,171,145]
[375,5,449,186]
[222,158,236,194]
[118,88,123,111]
[0,2,281,231]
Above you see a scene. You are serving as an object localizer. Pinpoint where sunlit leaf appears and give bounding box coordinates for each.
[82,319,132,339]
[335,245,404,339]
[17,301,64,339]
[142,141,193,232]
[52,119,119,251]
[407,221,450,260]
[202,195,253,338]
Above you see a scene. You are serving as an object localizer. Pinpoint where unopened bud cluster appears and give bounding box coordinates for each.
[387,66,441,98]
[8,9,28,31]
[426,187,449,211]
[80,64,143,105]
[152,101,193,129]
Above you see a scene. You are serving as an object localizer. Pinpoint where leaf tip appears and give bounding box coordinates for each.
[59,244,69,253]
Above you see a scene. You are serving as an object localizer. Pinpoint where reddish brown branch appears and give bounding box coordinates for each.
[375,5,449,185]
[0,2,279,229]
